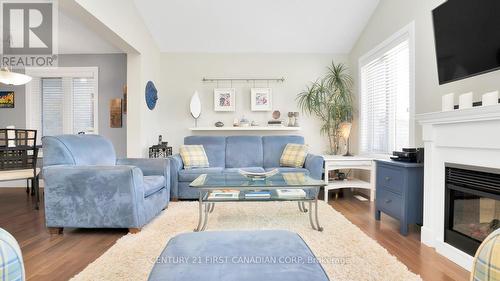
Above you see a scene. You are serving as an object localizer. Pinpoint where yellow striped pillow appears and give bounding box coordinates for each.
[179,145,209,169]
[280,143,308,168]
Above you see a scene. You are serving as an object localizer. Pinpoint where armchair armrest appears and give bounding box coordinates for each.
[116,158,169,177]
[116,158,171,203]
[167,154,183,199]
[43,165,147,228]
[304,154,324,180]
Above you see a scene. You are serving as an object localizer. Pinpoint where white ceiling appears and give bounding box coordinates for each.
[133,0,379,53]
[58,9,122,54]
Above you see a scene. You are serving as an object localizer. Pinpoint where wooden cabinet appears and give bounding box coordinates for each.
[375,159,424,235]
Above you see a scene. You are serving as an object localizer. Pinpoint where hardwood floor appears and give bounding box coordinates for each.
[327,191,469,281]
[0,188,125,281]
[0,188,469,281]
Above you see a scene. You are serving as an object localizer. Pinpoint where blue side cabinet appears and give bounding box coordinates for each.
[374,159,424,235]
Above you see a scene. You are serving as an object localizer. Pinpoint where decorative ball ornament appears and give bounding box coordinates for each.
[145,81,158,110]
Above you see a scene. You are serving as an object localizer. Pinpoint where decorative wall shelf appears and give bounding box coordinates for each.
[189,126,301,131]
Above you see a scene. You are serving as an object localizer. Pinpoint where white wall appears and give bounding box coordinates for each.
[349,0,500,147]
[0,54,128,156]
[65,0,163,157]
[160,53,349,155]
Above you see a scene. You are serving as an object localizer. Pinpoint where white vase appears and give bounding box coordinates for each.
[482,91,499,106]
[458,92,473,109]
[442,93,455,112]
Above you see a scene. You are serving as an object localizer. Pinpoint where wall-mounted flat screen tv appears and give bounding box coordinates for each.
[433,0,500,84]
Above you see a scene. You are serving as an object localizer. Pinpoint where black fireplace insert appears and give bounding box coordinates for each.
[444,163,500,256]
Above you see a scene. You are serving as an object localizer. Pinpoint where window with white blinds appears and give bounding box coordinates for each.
[360,30,412,155]
[25,67,98,143]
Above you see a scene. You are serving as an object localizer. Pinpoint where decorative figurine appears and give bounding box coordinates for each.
[287,112,295,127]
[293,112,300,127]
[215,121,224,127]
[272,110,281,120]
[239,116,250,127]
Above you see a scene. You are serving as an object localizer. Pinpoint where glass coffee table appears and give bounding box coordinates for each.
[190,172,326,232]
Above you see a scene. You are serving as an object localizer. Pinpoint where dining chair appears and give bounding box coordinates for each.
[0,129,40,209]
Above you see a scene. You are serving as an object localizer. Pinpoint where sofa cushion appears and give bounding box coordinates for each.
[265,167,310,175]
[280,143,308,168]
[224,167,265,174]
[178,167,224,182]
[143,176,165,198]
[184,136,226,168]
[179,145,209,169]
[225,136,263,168]
[262,136,304,168]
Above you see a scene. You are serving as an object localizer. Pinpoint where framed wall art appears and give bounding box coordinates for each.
[110,98,123,128]
[251,88,272,111]
[0,91,14,108]
[214,88,236,111]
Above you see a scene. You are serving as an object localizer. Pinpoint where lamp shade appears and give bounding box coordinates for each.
[339,122,352,139]
[0,68,32,85]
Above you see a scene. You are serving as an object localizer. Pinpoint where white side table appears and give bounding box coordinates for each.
[322,155,376,202]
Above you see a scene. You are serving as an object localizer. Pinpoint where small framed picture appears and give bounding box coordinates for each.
[251,88,272,111]
[214,88,236,111]
[0,91,15,108]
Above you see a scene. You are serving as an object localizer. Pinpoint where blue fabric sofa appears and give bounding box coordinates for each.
[169,135,324,200]
[42,135,170,233]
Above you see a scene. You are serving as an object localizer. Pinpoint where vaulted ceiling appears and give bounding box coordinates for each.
[58,9,122,54]
[133,0,379,53]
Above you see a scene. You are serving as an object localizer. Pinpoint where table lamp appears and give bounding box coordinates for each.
[339,122,353,156]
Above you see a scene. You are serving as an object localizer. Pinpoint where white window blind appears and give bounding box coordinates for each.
[26,67,98,143]
[72,78,96,134]
[360,39,410,155]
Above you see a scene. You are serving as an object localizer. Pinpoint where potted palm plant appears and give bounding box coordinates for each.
[297,62,353,154]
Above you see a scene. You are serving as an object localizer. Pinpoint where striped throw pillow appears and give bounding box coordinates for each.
[179,145,209,169]
[280,143,308,168]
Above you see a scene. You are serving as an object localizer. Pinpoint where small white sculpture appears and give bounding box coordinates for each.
[190,91,202,127]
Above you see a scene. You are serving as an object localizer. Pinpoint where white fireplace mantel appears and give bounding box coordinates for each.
[416,104,500,271]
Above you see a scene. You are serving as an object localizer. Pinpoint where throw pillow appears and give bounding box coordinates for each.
[179,145,209,169]
[280,143,308,168]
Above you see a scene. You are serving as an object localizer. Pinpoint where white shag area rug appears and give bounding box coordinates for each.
[71,201,421,281]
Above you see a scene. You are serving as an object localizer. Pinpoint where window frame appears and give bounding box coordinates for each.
[357,21,415,157]
[25,67,99,136]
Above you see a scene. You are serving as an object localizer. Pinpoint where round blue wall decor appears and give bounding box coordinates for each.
[145,81,158,110]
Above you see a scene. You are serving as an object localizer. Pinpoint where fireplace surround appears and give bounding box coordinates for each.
[417,104,500,270]
[444,164,500,256]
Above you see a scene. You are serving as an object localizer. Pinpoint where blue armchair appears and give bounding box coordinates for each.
[42,135,170,234]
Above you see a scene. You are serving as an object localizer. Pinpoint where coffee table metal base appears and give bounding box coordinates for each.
[193,192,323,232]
